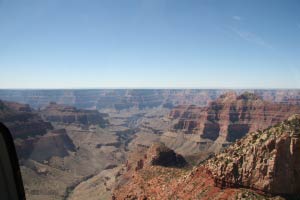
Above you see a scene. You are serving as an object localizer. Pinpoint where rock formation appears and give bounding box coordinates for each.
[31,129,75,161]
[15,129,76,161]
[0,100,76,161]
[0,100,53,138]
[125,143,187,173]
[145,143,187,168]
[206,114,300,195]
[41,102,108,126]
[170,92,300,142]
[1,89,300,110]
[114,116,300,199]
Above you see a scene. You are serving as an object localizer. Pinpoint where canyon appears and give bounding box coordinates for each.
[113,115,300,199]
[0,89,299,110]
[0,89,300,199]
[170,92,300,140]
[206,115,300,195]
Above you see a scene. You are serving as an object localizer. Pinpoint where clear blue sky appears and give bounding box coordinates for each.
[0,0,299,89]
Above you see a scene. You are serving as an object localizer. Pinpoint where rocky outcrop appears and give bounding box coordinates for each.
[41,102,108,126]
[170,92,300,142]
[126,143,187,172]
[145,143,187,168]
[114,116,300,199]
[206,115,300,195]
[32,129,75,161]
[15,129,76,161]
[0,100,77,161]
[0,100,53,139]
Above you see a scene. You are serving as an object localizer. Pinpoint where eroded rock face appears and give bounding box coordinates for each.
[124,143,187,174]
[145,143,187,168]
[15,129,76,161]
[0,100,53,138]
[114,116,300,199]
[30,129,76,161]
[206,115,300,195]
[41,102,108,126]
[0,101,77,161]
[170,92,300,142]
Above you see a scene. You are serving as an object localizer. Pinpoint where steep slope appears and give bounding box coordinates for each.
[205,114,300,195]
[16,129,76,161]
[114,116,300,199]
[170,92,300,142]
[41,102,108,127]
[0,100,77,161]
[145,143,187,167]
[0,100,53,138]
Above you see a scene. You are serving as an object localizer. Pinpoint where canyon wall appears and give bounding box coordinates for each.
[0,100,76,161]
[114,115,300,199]
[0,100,53,138]
[206,115,300,195]
[1,89,298,111]
[170,92,300,142]
[41,102,108,127]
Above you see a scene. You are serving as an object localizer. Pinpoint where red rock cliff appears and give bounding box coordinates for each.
[206,114,300,195]
[114,116,300,199]
[170,92,300,142]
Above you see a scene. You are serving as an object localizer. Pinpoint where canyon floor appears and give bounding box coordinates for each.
[20,107,172,200]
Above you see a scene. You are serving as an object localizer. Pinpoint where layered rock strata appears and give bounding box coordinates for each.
[0,100,52,138]
[170,92,300,142]
[114,116,300,199]
[206,115,300,195]
[41,102,108,126]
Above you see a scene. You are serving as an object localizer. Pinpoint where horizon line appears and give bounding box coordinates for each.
[0,87,300,90]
